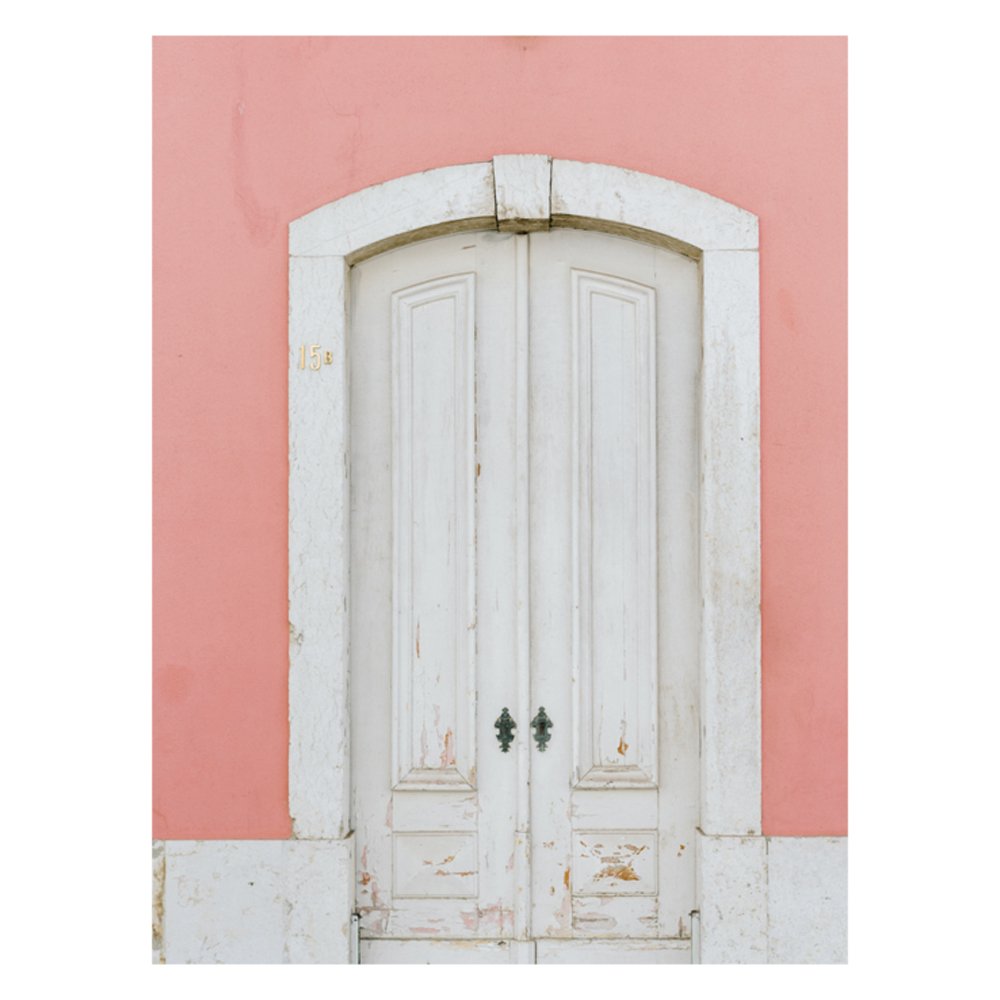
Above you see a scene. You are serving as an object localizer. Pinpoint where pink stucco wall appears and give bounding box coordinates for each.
[153,36,846,838]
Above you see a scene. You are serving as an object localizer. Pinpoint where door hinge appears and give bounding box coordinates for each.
[351,911,361,964]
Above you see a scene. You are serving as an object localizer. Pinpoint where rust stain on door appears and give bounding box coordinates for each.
[440,728,456,767]
[596,864,640,881]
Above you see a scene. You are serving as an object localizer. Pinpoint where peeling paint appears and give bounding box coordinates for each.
[596,864,640,881]
[361,906,389,936]
[546,878,573,936]
[152,842,165,963]
[440,728,456,767]
[422,853,456,867]
[574,913,617,930]
[477,902,507,932]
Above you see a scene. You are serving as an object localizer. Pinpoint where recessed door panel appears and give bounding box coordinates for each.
[391,275,476,789]
[572,269,659,789]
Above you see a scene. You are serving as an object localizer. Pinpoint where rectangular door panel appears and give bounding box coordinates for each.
[391,275,476,789]
[572,269,659,788]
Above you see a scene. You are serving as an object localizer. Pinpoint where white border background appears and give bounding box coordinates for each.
[4,4,996,996]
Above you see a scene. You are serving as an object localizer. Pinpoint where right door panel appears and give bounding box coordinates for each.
[528,229,701,958]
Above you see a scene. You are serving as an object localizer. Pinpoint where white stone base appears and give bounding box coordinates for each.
[697,834,847,963]
[152,834,844,964]
[156,837,354,964]
[767,837,847,963]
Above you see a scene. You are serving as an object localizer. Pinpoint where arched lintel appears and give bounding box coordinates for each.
[289,156,758,263]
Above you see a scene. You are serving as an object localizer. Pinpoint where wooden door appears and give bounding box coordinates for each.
[351,231,523,963]
[350,228,699,964]
[527,230,700,964]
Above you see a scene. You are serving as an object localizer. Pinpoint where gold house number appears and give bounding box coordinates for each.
[298,345,335,371]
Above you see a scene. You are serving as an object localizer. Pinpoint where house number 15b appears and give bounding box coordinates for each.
[298,345,334,371]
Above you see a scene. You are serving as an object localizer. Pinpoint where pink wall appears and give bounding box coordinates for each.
[153,37,846,838]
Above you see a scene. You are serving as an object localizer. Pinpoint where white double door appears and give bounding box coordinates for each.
[350,228,700,964]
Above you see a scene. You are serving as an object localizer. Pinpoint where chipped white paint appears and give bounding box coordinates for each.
[288,254,350,840]
[393,833,479,898]
[767,837,847,963]
[550,159,758,252]
[283,155,763,961]
[493,153,551,230]
[697,834,768,963]
[573,831,658,896]
[151,840,164,964]
[160,838,353,964]
[349,227,702,959]
[512,232,533,951]
[152,834,847,962]
[350,232,520,953]
[700,249,762,836]
[290,162,496,259]
[528,230,701,946]
[289,154,760,841]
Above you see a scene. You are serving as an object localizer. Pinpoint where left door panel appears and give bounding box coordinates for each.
[351,232,521,960]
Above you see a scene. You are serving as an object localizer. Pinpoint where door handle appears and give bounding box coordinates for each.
[531,707,553,751]
[494,707,516,752]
